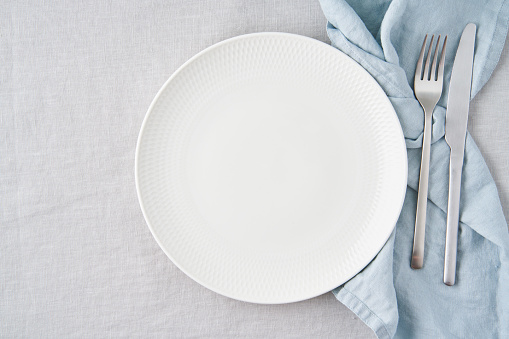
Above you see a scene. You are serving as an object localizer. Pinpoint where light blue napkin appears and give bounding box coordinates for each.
[319,0,509,337]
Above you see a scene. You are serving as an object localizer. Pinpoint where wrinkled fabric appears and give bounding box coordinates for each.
[319,0,509,338]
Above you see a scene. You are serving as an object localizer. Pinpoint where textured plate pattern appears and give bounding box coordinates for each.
[135,33,407,304]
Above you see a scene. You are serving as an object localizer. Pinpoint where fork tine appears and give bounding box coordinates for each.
[430,35,441,80]
[415,35,428,81]
[437,36,448,83]
[423,35,434,80]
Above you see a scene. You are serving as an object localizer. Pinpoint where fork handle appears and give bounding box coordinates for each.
[411,111,433,269]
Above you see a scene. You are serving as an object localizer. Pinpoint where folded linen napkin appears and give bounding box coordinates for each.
[319,0,509,337]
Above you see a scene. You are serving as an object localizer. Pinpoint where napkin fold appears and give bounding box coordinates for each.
[319,0,509,337]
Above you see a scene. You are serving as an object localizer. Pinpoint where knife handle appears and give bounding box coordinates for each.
[444,151,464,286]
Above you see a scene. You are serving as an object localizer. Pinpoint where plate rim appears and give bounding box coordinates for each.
[135,32,408,304]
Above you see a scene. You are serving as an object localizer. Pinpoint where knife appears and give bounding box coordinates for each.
[443,23,476,286]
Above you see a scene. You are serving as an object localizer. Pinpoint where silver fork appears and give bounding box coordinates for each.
[411,34,447,269]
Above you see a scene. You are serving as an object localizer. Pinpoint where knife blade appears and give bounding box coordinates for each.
[443,23,476,286]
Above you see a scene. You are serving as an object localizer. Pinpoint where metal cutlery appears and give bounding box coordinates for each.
[443,23,476,286]
[411,34,447,269]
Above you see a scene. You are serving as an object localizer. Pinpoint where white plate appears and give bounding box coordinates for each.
[135,33,407,304]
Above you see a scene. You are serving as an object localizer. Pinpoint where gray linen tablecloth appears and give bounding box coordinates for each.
[2,1,508,337]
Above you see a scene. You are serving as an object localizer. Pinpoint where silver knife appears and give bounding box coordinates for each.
[443,23,476,286]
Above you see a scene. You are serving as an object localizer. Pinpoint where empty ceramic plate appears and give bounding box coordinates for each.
[135,33,407,304]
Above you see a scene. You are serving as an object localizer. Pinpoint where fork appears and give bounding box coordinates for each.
[411,34,447,269]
